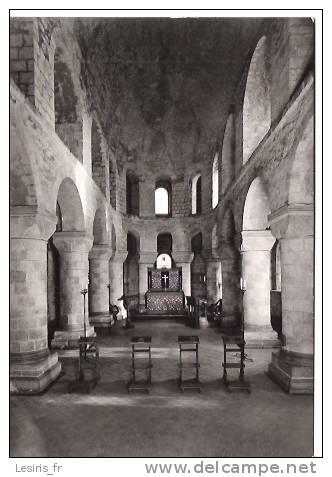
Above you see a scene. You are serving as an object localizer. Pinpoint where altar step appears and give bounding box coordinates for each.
[131,313,187,321]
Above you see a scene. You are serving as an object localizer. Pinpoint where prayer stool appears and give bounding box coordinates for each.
[178,335,201,392]
[222,335,251,393]
[127,336,152,393]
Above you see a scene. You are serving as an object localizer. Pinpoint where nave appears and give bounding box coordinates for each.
[10,319,313,458]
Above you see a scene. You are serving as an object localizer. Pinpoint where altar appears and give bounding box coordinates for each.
[145,257,185,314]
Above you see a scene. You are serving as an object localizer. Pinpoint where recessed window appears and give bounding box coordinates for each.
[192,174,202,215]
[155,179,172,216]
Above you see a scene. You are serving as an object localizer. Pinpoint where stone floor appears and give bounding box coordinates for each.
[10,319,314,458]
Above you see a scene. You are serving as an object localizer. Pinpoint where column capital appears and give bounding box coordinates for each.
[204,254,222,264]
[172,252,194,264]
[53,231,94,253]
[241,230,275,252]
[110,250,128,264]
[268,204,314,239]
[10,205,57,241]
[89,244,112,260]
[138,252,157,265]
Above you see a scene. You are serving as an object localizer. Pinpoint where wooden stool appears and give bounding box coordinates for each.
[222,335,250,393]
[127,336,152,393]
[178,335,201,392]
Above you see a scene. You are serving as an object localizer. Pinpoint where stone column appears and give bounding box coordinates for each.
[88,244,112,328]
[241,230,278,347]
[51,232,94,348]
[138,252,156,312]
[10,210,61,394]
[205,256,222,305]
[220,241,241,328]
[173,252,194,298]
[268,205,314,394]
[109,250,127,318]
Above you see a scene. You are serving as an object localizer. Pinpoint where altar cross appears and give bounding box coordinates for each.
[161,272,168,289]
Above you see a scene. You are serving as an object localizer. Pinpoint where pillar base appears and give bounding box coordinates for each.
[221,312,240,329]
[10,352,61,394]
[268,349,314,394]
[51,325,96,349]
[89,313,114,328]
[244,324,280,348]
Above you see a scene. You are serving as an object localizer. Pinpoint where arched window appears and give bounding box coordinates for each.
[212,153,219,209]
[192,174,202,215]
[126,172,139,216]
[155,179,172,216]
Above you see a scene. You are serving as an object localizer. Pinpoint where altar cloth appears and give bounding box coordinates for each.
[146,290,185,313]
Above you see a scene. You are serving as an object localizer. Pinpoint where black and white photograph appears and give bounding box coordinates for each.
[8,7,321,466]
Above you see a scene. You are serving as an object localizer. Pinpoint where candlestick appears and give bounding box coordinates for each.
[81,288,88,339]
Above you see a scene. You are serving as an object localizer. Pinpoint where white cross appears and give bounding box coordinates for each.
[161,274,168,288]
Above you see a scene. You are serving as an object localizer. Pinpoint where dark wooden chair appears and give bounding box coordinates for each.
[109,303,120,329]
[207,298,223,324]
[222,334,250,393]
[186,296,200,329]
[178,335,201,392]
[68,337,100,394]
[127,336,152,393]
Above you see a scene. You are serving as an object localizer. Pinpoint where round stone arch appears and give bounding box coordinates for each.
[92,206,110,246]
[55,177,85,232]
[242,176,271,232]
[241,177,277,344]
[157,232,173,256]
[126,228,141,255]
[243,35,271,164]
[190,229,204,254]
[219,206,237,243]
[211,223,220,257]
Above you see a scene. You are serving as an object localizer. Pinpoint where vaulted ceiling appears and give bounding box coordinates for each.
[75,17,265,175]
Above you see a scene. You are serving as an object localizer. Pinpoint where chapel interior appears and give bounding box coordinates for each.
[10,15,314,458]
